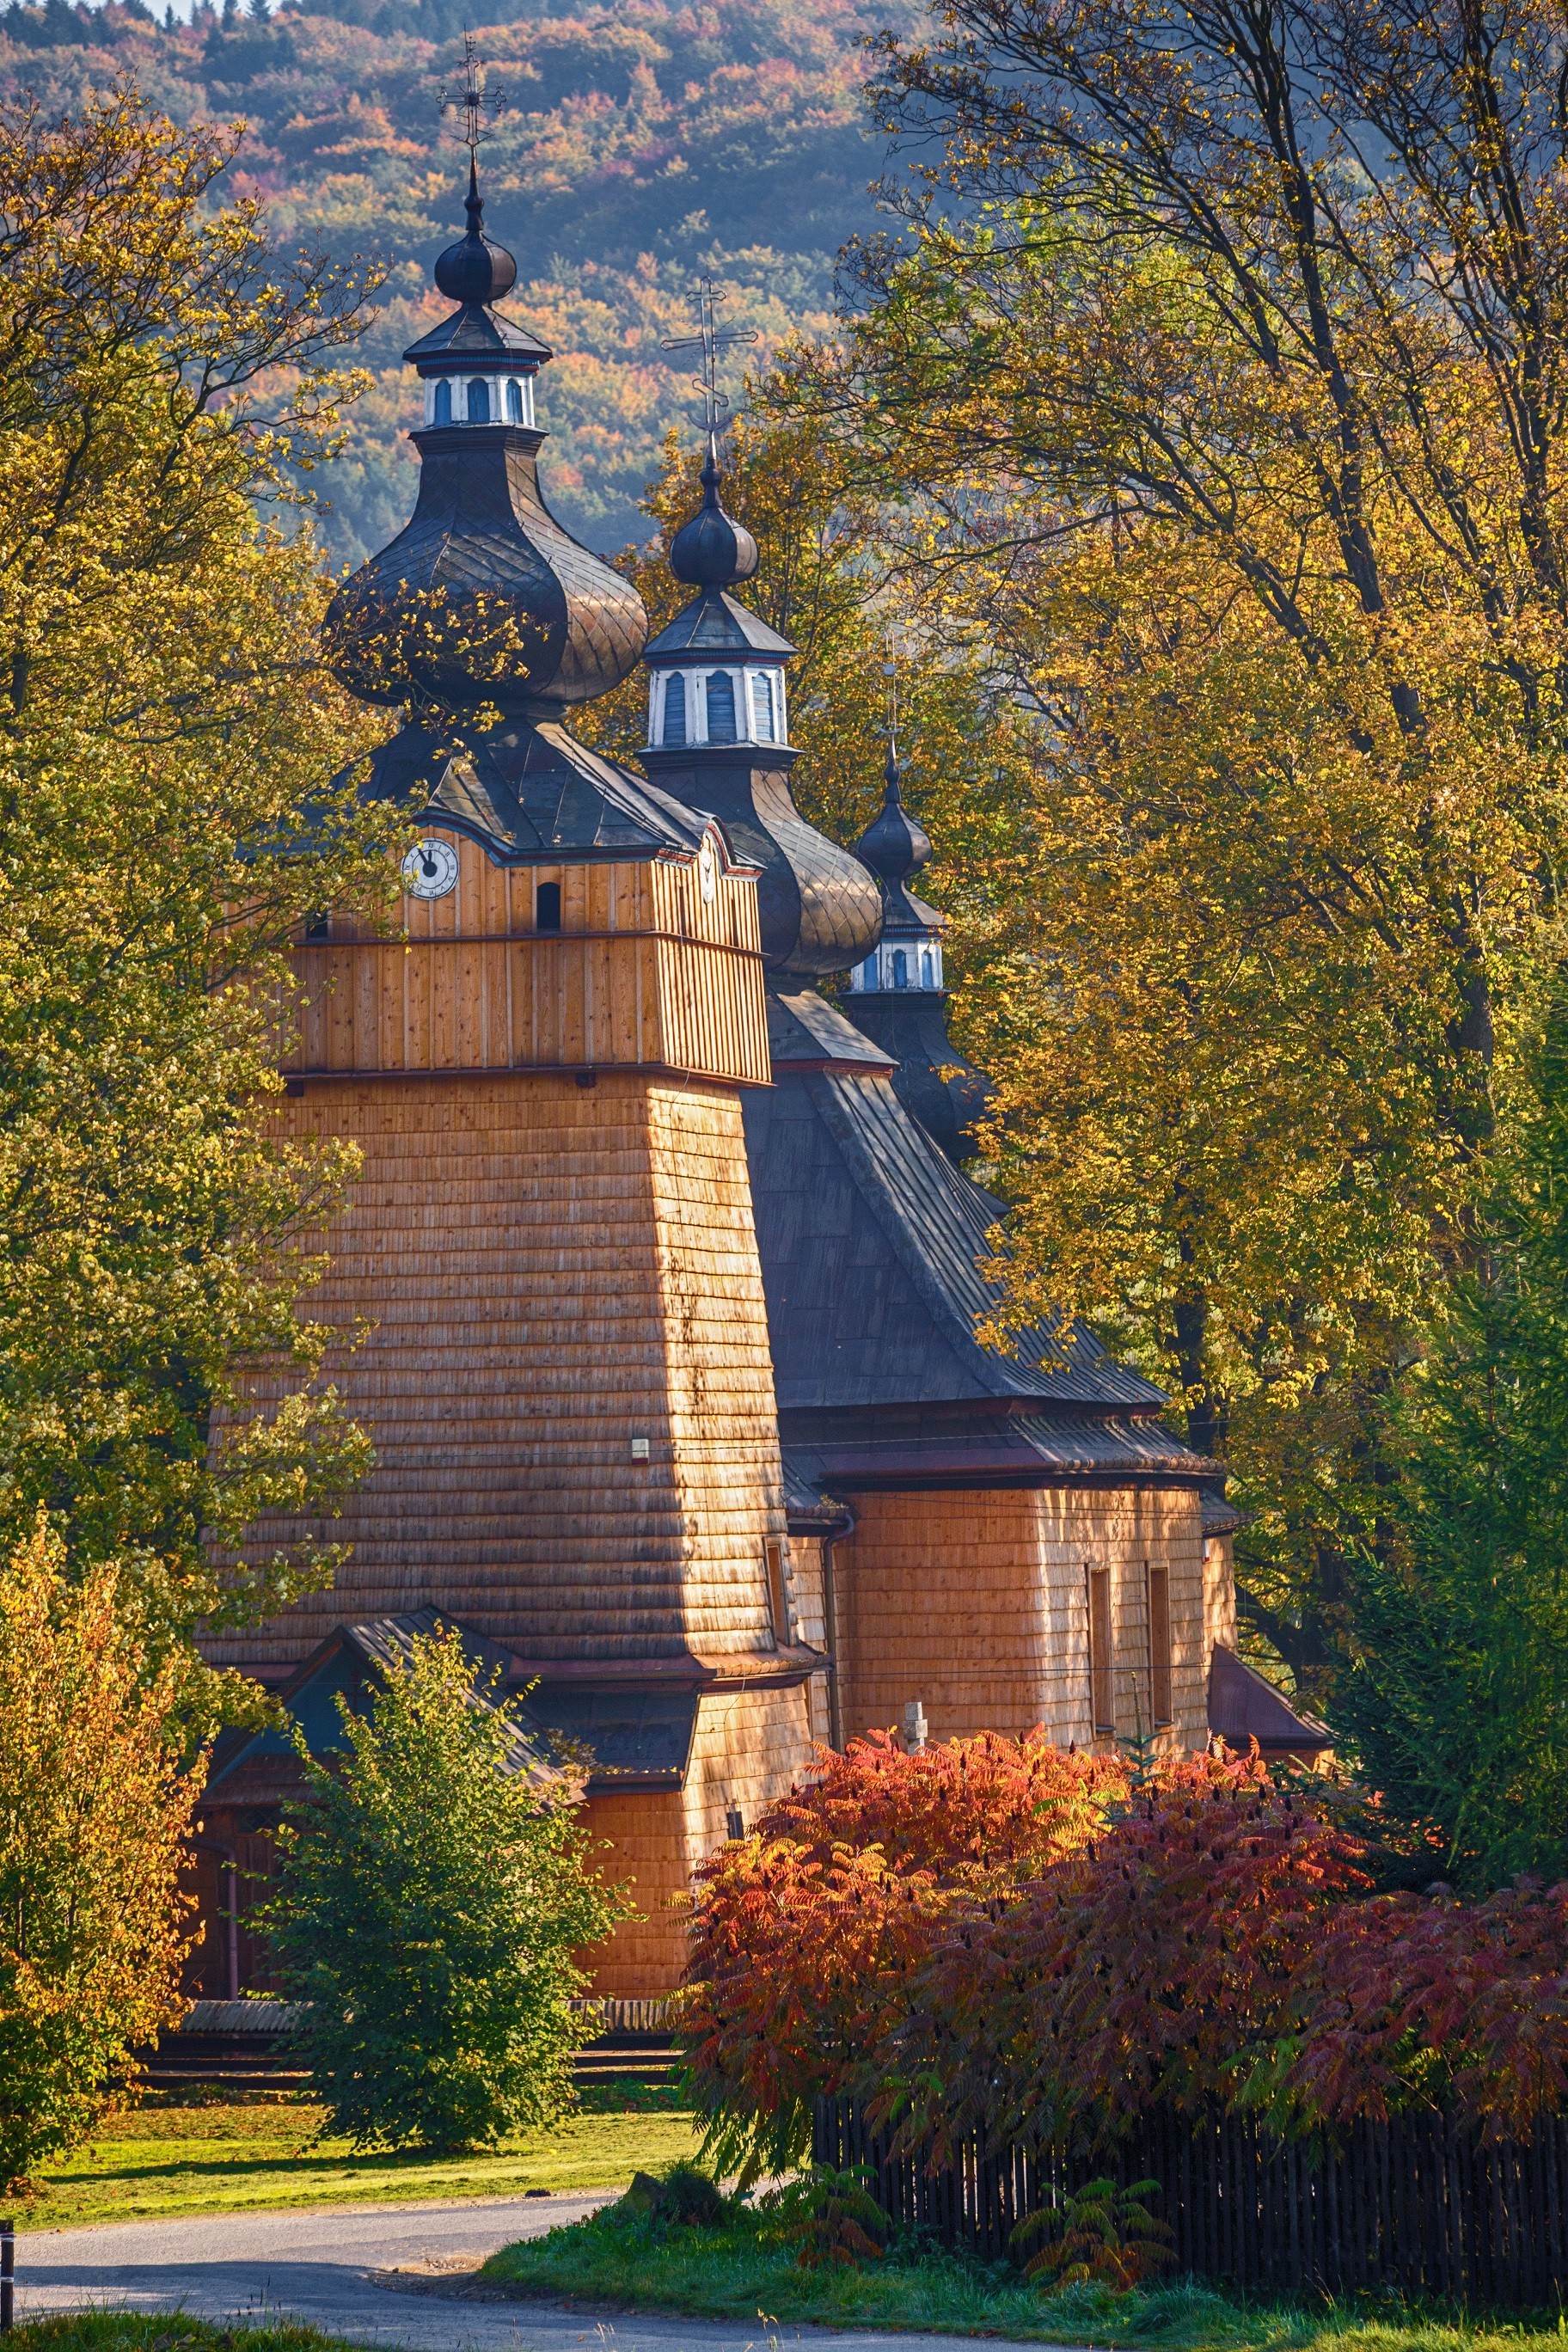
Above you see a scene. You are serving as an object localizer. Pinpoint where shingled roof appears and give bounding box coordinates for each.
[358,717,740,866]
[745,999,1167,1414]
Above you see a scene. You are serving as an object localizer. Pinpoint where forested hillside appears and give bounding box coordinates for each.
[0,0,888,556]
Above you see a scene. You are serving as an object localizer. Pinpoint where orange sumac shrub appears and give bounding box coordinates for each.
[683,1729,1123,2176]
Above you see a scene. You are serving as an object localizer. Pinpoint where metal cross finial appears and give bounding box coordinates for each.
[662,278,758,436]
[439,31,504,163]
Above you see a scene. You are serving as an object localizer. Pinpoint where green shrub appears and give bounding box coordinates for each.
[263,1626,629,2152]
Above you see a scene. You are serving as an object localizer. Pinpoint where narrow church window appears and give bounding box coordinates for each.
[706,671,738,743]
[764,1539,788,1647]
[1087,1565,1114,1732]
[536,880,561,932]
[468,377,490,422]
[304,911,331,942]
[921,949,934,987]
[751,671,775,741]
[506,378,524,424]
[1148,1561,1173,1725]
[891,947,908,988]
[663,673,688,745]
[433,378,452,424]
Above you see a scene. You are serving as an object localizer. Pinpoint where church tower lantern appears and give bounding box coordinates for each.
[640,435,883,977]
[842,744,991,1163]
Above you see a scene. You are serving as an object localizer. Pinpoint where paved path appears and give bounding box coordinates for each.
[15,2196,1046,2352]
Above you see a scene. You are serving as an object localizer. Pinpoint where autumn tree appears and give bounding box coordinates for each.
[0,89,401,1645]
[768,0,1568,1690]
[0,1519,203,2188]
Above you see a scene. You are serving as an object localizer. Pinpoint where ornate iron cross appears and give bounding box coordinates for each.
[662,279,758,434]
[439,32,505,162]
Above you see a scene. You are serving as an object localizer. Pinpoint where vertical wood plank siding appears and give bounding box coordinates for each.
[815,2098,1568,2301]
[279,834,769,1085]
[832,1486,1210,1753]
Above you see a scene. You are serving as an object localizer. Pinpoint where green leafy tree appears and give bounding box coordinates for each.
[0,1517,203,2189]
[0,89,401,1647]
[1338,1005,1568,1890]
[266,1626,630,2152]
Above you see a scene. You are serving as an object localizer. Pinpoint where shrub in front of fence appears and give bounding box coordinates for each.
[684,1741,1568,2188]
[683,1728,1126,2177]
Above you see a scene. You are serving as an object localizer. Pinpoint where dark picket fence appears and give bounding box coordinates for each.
[813,2094,1568,2304]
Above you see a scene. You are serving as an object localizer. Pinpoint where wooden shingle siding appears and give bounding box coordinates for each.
[582,1683,813,1994]
[280,831,769,1085]
[206,1071,799,1678]
[832,1485,1209,1753]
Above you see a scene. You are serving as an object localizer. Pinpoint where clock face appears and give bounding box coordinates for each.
[402,838,459,901]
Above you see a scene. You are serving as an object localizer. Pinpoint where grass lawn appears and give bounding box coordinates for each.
[482,2191,1568,2352]
[17,2090,699,2233]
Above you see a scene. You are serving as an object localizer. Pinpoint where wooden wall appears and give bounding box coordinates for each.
[282,831,768,1085]
[205,1070,800,1675]
[830,1485,1213,1755]
[581,1681,814,1995]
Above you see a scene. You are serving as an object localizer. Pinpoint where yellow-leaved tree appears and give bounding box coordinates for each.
[0,1520,204,2188]
[0,89,405,1651]
[767,0,1568,1694]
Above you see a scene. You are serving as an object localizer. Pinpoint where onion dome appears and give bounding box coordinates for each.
[433,161,518,305]
[668,436,759,589]
[323,163,646,720]
[854,741,933,885]
[640,442,882,978]
[842,744,991,1163]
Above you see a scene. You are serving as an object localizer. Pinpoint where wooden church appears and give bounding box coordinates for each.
[193,171,1326,1998]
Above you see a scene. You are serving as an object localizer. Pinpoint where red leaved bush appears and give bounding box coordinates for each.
[1295,1878,1568,2137]
[878,1752,1375,2153]
[683,1730,1123,2176]
[879,1755,1568,2153]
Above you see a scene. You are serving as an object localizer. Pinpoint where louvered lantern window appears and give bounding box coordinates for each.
[506,379,524,423]
[663,674,688,746]
[751,671,775,741]
[706,671,738,742]
[468,377,490,422]
[891,947,908,988]
[536,881,561,932]
[433,379,452,424]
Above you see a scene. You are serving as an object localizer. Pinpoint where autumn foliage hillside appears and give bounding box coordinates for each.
[684,1736,1568,2177]
[0,0,888,559]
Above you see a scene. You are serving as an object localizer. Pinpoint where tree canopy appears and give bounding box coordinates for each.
[0,89,401,1651]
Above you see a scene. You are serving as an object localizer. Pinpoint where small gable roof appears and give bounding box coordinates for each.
[1208,1645,1332,1755]
[205,1608,559,1792]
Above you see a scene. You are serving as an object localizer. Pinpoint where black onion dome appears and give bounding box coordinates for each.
[326,430,646,717]
[854,743,932,884]
[432,161,518,306]
[669,437,758,588]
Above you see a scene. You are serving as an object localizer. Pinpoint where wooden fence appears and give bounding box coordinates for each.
[814,2095,1568,2304]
